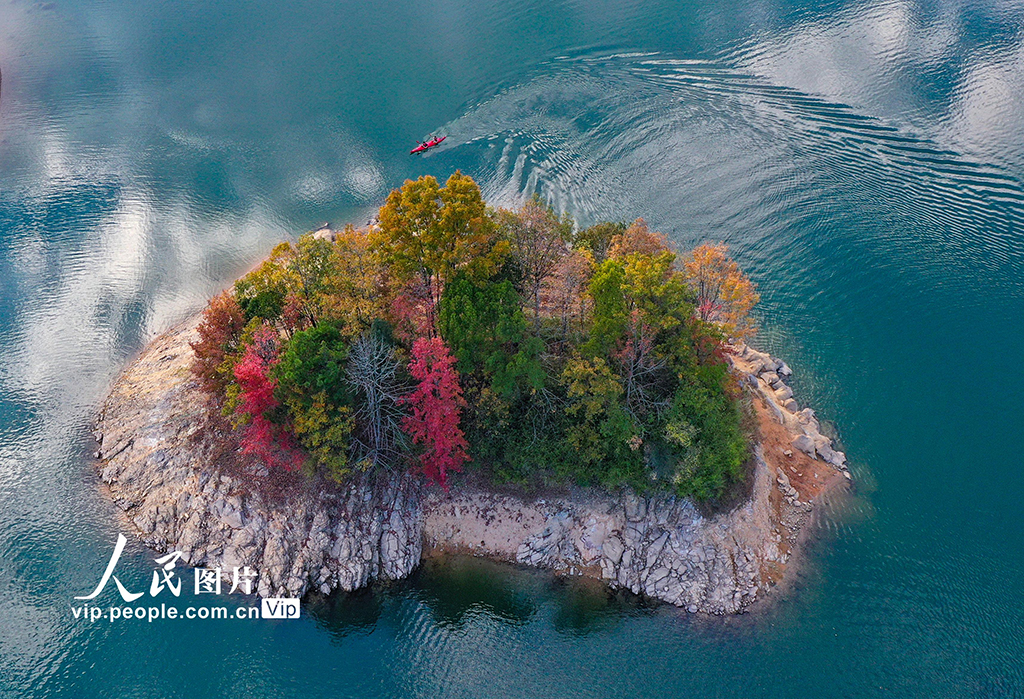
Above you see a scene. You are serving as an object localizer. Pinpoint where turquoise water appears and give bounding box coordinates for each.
[2,0,1023,696]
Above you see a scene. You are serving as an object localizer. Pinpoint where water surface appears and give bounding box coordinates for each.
[1,0,1023,696]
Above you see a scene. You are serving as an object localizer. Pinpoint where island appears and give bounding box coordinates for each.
[93,172,850,614]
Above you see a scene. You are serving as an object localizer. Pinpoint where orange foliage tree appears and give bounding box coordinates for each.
[682,243,760,340]
[607,218,671,260]
[545,248,594,342]
[497,198,572,329]
[190,291,246,395]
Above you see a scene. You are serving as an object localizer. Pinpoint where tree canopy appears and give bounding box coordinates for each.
[191,173,759,501]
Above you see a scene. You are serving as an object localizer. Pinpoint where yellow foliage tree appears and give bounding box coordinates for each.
[373,171,505,334]
[233,241,301,323]
[319,226,387,338]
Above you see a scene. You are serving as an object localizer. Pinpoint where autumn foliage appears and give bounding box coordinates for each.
[190,172,759,501]
[190,292,245,395]
[400,338,469,488]
[683,243,760,340]
[232,327,305,471]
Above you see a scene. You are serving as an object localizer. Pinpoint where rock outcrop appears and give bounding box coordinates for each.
[419,340,852,614]
[422,457,775,613]
[94,318,849,613]
[95,321,423,598]
[731,343,851,476]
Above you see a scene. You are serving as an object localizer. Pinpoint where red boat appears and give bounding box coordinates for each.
[410,135,446,154]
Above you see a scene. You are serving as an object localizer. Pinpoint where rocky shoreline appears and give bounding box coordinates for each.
[94,316,849,614]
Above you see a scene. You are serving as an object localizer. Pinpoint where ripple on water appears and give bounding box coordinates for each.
[441,51,1024,328]
[2,0,1024,693]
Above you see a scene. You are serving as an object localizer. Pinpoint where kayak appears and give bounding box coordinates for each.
[410,135,446,154]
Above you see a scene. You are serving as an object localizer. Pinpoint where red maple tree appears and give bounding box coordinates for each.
[400,337,469,488]
[233,326,305,471]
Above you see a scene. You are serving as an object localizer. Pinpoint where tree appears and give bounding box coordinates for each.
[232,326,306,471]
[585,252,687,355]
[346,326,406,470]
[438,272,553,481]
[663,368,748,501]
[374,172,504,334]
[574,221,626,263]
[585,259,628,359]
[614,309,671,422]
[560,356,641,486]
[234,242,299,323]
[191,291,246,396]
[497,198,573,330]
[287,234,335,328]
[388,276,434,343]
[273,323,354,480]
[585,252,691,422]
[437,273,526,379]
[607,218,671,260]
[437,271,548,406]
[682,243,759,340]
[400,338,469,488]
[321,225,387,339]
[545,248,594,343]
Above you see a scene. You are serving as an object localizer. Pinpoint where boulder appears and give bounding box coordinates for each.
[792,434,816,457]
[602,536,625,566]
[825,450,847,468]
[814,435,846,467]
[796,408,820,432]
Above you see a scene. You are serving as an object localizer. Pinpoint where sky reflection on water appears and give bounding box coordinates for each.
[1,0,1023,695]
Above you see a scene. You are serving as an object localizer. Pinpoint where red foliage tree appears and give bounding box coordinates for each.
[400,337,469,488]
[190,291,245,395]
[233,326,305,471]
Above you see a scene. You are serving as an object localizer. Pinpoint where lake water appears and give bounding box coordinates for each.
[2,0,1023,696]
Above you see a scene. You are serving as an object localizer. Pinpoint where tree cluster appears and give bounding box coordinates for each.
[191,172,760,500]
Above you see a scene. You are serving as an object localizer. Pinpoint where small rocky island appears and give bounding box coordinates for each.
[94,173,850,614]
